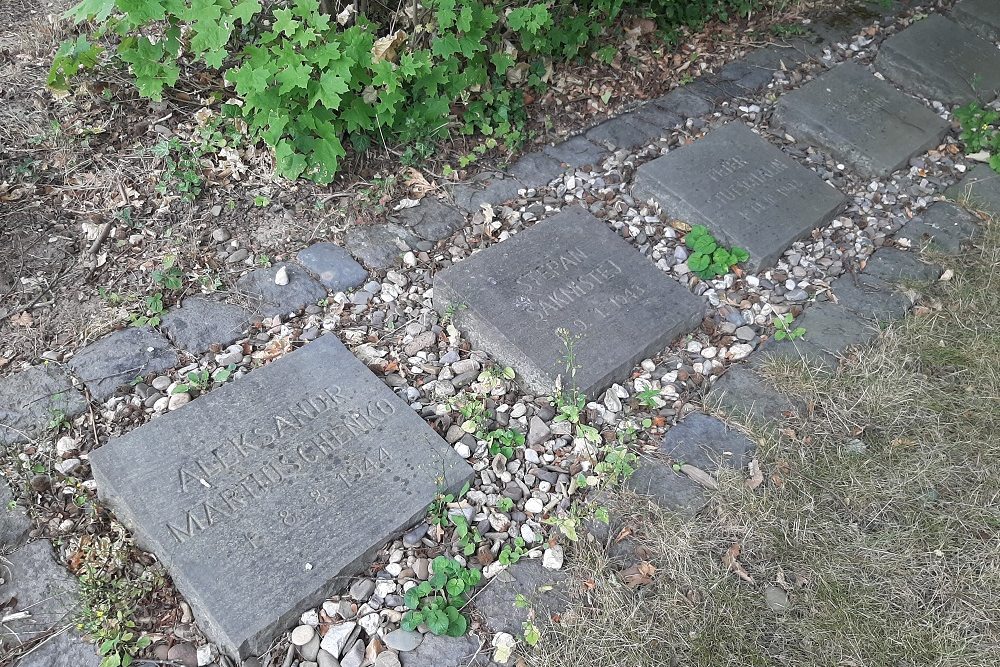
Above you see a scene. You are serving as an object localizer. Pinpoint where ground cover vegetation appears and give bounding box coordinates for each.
[528,214,1000,666]
[51,0,788,184]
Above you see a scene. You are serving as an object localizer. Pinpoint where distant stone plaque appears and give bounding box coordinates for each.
[89,335,472,660]
[632,122,847,270]
[433,207,705,398]
[874,14,1000,104]
[773,61,949,178]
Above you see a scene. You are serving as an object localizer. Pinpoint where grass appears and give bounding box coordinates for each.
[528,213,1000,667]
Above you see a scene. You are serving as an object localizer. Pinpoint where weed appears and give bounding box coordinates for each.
[684,225,749,280]
[484,427,525,459]
[499,536,528,566]
[402,556,481,636]
[773,313,806,341]
[128,293,164,328]
[954,102,1000,173]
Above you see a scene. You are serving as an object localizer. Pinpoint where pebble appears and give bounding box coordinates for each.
[320,621,356,658]
[383,629,422,652]
[55,436,77,456]
[166,643,198,667]
[350,579,375,600]
[542,545,564,570]
[168,392,191,410]
[524,498,544,514]
[275,266,290,285]
[375,652,402,667]
[764,586,791,612]
[291,625,315,646]
[226,248,249,264]
[526,416,551,447]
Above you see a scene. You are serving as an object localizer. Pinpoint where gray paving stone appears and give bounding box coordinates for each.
[433,207,705,398]
[863,248,940,285]
[345,222,420,270]
[89,334,472,659]
[659,412,753,471]
[400,633,486,667]
[450,171,524,212]
[475,559,571,636]
[1,482,31,550]
[160,298,250,354]
[773,61,949,178]
[14,632,101,667]
[633,103,682,131]
[585,113,662,151]
[830,272,913,321]
[508,151,565,189]
[237,262,327,319]
[751,301,874,370]
[0,365,87,445]
[946,164,1000,214]
[392,198,467,243]
[0,540,82,652]
[953,0,1000,43]
[542,135,608,168]
[707,365,803,423]
[897,202,980,253]
[633,122,847,271]
[68,328,178,403]
[652,88,713,119]
[626,459,707,516]
[874,14,1000,104]
[296,243,368,291]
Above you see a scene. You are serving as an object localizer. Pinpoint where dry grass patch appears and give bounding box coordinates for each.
[529,217,1000,667]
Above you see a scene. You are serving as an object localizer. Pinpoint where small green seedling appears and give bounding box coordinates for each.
[773,313,806,342]
[684,225,749,280]
[484,428,525,459]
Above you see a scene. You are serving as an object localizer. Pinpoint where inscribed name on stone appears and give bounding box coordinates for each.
[632,122,847,270]
[773,61,949,177]
[874,14,1000,104]
[89,335,472,659]
[432,207,705,398]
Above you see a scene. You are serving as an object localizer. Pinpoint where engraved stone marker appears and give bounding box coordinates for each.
[432,207,705,398]
[773,61,949,178]
[874,14,1000,104]
[89,335,472,660]
[633,122,847,270]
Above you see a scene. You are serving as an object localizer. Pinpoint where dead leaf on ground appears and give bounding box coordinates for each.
[622,561,656,588]
[10,312,33,327]
[680,463,718,490]
[402,167,433,198]
[613,525,633,544]
[745,459,764,490]
[372,30,407,64]
[722,542,754,583]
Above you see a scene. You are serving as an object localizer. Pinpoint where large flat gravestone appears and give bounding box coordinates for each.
[633,123,847,270]
[874,14,1000,104]
[432,207,705,398]
[773,62,949,178]
[89,335,472,660]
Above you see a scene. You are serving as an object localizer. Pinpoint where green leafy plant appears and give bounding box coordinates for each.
[497,497,515,512]
[402,556,481,636]
[429,482,470,527]
[128,293,164,327]
[484,427,525,459]
[635,387,661,409]
[151,138,204,201]
[498,536,527,565]
[684,225,749,279]
[151,256,183,290]
[48,408,70,431]
[450,512,481,557]
[954,102,1000,173]
[594,444,638,486]
[171,369,211,395]
[54,0,761,186]
[773,313,806,341]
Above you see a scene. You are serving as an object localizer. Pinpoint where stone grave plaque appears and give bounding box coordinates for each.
[633,122,847,270]
[432,207,705,398]
[89,335,472,659]
[874,14,1000,104]
[773,61,949,178]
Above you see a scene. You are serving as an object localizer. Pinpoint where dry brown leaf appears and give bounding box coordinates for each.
[622,560,656,588]
[372,30,407,64]
[722,543,754,583]
[402,167,433,198]
[10,312,33,327]
[680,463,718,490]
[745,459,764,490]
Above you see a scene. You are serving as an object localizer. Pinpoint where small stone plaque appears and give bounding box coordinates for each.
[774,61,949,177]
[874,14,1000,104]
[633,122,847,270]
[432,207,705,398]
[89,335,472,659]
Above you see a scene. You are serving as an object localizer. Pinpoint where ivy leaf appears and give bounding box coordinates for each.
[273,8,299,36]
[308,135,345,184]
[116,0,166,25]
[274,139,307,180]
[342,97,375,132]
[66,0,115,23]
[276,62,312,94]
[229,63,271,96]
[436,0,456,28]
[312,70,349,110]
[230,0,261,24]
